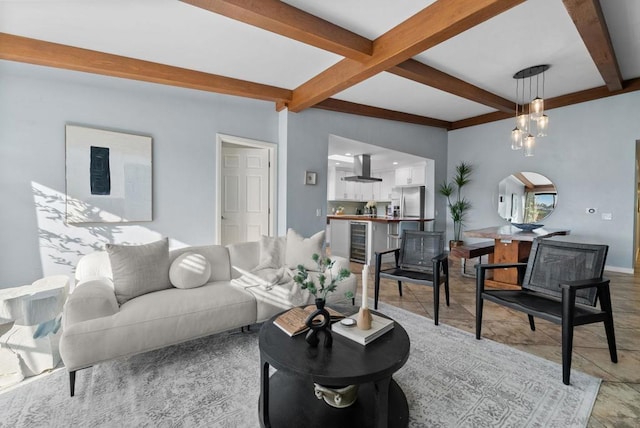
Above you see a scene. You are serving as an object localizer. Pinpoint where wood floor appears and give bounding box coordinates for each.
[357,258,640,428]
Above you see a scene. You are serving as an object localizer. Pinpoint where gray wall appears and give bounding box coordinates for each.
[0,60,278,285]
[285,108,449,237]
[448,90,640,271]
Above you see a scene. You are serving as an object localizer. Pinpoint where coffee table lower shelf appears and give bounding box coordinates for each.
[259,371,409,428]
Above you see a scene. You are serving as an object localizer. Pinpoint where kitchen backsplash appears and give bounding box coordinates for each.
[327,201,390,216]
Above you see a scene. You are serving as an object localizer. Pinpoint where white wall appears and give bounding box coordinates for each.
[0,60,279,286]
[448,91,640,271]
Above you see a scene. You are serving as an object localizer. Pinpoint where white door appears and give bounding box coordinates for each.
[221,146,270,245]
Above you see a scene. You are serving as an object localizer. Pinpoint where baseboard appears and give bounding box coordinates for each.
[604,265,634,274]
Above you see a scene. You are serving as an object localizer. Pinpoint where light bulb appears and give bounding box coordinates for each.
[511,127,523,150]
[531,97,544,120]
[536,114,549,137]
[524,135,535,157]
[516,113,529,132]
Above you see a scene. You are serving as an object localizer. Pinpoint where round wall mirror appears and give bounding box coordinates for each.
[498,172,557,224]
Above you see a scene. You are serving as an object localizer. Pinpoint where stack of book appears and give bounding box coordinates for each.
[332,314,394,345]
[274,305,345,337]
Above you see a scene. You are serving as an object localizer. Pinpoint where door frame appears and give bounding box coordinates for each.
[215,134,277,245]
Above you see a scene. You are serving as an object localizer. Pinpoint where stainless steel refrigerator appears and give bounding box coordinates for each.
[391,185,426,230]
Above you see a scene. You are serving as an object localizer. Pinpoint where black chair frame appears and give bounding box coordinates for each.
[475,239,617,385]
[374,231,449,325]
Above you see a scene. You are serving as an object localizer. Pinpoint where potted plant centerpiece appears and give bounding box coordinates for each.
[438,161,473,248]
[293,253,352,347]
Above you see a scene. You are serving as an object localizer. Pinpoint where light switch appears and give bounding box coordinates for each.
[316,208,322,216]
[601,213,612,220]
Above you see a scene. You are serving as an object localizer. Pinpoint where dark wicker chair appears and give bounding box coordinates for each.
[475,238,617,385]
[374,230,449,325]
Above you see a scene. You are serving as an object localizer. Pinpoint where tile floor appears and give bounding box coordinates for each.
[357,258,640,428]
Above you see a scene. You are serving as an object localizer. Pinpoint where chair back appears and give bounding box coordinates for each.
[522,239,608,306]
[399,231,445,273]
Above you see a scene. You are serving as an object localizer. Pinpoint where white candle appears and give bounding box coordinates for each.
[361,264,369,308]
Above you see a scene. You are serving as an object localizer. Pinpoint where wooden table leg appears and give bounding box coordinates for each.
[373,376,391,428]
[259,357,271,428]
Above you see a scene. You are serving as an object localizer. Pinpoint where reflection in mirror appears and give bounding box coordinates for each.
[498,172,557,223]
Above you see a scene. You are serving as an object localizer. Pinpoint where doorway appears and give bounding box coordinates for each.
[215,134,277,245]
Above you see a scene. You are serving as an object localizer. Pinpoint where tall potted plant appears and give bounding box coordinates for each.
[438,162,473,247]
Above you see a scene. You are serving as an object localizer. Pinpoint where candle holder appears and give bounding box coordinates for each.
[356,306,372,330]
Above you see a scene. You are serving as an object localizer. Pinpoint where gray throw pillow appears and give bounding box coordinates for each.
[106,238,171,305]
[253,235,285,271]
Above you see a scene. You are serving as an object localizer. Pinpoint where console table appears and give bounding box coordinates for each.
[464,226,570,289]
[258,309,410,428]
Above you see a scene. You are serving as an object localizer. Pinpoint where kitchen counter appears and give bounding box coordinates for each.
[327,215,433,223]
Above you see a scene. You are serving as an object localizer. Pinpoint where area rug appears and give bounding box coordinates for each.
[0,302,600,427]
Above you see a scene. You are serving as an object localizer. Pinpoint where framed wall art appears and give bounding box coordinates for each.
[65,125,152,223]
[305,171,317,185]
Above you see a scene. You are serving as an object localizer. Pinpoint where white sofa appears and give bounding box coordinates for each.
[60,231,355,396]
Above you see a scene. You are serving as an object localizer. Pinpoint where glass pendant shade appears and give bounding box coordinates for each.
[516,113,529,132]
[531,97,544,119]
[524,135,535,157]
[536,114,549,137]
[511,127,523,150]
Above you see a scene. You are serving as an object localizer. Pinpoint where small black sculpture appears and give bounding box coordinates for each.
[305,298,333,348]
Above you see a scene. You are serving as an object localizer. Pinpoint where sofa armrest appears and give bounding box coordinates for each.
[63,278,119,328]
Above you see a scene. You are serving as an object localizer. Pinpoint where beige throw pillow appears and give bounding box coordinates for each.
[285,229,325,271]
[169,252,212,289]
[106,238,171,305]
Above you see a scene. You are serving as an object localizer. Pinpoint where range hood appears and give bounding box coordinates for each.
[342,154,382,183]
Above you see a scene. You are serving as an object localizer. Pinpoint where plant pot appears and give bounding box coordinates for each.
[449,240,464,248]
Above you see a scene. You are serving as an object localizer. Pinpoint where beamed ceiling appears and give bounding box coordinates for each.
[0,0,638,130]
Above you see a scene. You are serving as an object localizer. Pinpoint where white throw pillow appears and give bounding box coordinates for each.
[285,229,325,271]
[169,252,212,289]
[106,238,171,305]
[254,235,285,270]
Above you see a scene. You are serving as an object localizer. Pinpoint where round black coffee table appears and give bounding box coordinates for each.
[258,309,410,428]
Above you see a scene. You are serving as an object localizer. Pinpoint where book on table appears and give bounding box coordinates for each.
[332,313,394,345]
[274,305,345,337]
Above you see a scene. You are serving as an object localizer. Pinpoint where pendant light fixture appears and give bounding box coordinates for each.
[510,65,550,156]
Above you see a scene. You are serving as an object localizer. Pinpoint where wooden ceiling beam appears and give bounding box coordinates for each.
[562,0,623,91]
[187,0,515,114]
[314,98,452,129]
[450,77,640,129]
[390,59,514,113]
[181,0,373,61]
[288,0,524,112]
[0,33,292,103]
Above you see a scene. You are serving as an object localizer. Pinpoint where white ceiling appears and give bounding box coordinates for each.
[0,0,638,123]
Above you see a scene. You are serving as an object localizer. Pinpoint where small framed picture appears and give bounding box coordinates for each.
[305,171,317,185]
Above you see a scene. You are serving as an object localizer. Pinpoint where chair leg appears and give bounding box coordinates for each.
[444,275,450,306]
[475,268,484,340]
[599,286,618,363]
[69,370,76,397]
[374,269,381,310]
[527,315,536,331]
[562,287,577,385]
[433,282,439,326]
[397,281,403,297]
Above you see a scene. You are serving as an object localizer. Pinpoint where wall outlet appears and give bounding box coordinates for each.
[586,208,597,214]
[601,212,612,220]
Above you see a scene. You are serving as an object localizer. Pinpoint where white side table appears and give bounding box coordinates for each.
[0,275,70,388]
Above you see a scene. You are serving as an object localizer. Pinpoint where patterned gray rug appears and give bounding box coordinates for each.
[0,303,599,427]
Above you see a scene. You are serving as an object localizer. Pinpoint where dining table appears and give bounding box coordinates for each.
[464,225,570,289]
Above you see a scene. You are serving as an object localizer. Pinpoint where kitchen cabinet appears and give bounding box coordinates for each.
[377,169,395,201]
[328,168,349,200]
[395,162,426,186]
[329,219,350,259]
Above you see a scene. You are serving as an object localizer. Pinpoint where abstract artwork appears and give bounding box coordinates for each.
[65,125,152,223]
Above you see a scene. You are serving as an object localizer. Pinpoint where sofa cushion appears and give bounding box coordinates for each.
[106,238,171,305]
[254,235,286,270]
[285,229,325,271]
[169,252,212,289]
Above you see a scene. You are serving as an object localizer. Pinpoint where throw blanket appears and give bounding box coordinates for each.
[231,266,311,308]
